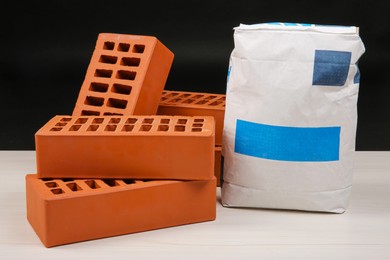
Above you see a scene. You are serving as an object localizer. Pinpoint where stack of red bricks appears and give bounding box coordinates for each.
[26,33,226,247]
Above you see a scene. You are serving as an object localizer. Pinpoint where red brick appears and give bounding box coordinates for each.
[35,115,215,180]
[72,33,174,116]
[157,90,225,145]
[26,174,216,247]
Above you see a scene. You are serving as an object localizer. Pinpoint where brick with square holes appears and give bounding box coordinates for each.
[35,115,215,180]
[157,90,225,146]
[72,33,174,116]
[26,174,216,247]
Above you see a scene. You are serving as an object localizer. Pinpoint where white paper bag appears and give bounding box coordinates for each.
[221,22,365,213]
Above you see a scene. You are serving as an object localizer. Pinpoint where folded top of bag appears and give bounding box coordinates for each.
[235,22,358,34]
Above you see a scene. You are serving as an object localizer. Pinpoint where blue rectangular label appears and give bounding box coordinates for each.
[234,120,340,162]
[312,50,351,86]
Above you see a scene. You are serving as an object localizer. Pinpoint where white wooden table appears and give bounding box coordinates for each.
[1,151,389,259]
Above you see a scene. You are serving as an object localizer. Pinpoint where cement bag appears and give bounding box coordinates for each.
[221,22,365,213]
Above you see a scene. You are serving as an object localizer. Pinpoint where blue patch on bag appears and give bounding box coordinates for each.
[227,65,232,83]
[354,66,360,84]
[266,22,313,27]
[313,50,351,86]
[235,119,341,162]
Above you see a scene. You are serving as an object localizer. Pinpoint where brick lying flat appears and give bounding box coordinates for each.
[157,90,225,145]
[26,174,216,247]
[35,115,215,180]
[72,33,174,116]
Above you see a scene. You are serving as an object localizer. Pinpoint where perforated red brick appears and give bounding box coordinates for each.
[26,174,216,247]
[72,33,174,116]
[157,90,225,145]
[35,115,215,180]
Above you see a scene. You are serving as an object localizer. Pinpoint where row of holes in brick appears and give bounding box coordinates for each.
[89,82,132,95]
[50,123,204,133]
[50,117,205,132]
[43,178,151,195]
[103,41,145,54]
[58,117,203,125]
[84,96,128,109]
[94,69,136,81]
[81,110,127,116]
[99,55,141,67]
[161,92,226,106]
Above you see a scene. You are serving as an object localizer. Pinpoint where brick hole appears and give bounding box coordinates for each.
[116,70,136,80]
[158,125,169,131]
[178,94,191,98]
[103,41,115,50]
[89,82,109,93]
[92,118,104,124]
[104,112,123,116]
[107,98,128,109]
[160,118,170,124]
[42,178,54,181]
[67,183,82,191]
[45,182,58,188]
[121,57,140,67]
[60,118,72,122]
[95,69,113,78]
[192,128,202,132]
[193,95,204,99]
[182,99,195,104]
[50,127,63,132]
[81,110,100,116]
[69,125,82,131]
[174,125,186,132]
[87,125,99,131]
[209,100,224,106]
[139,125,152,131]
[160,97,168,101]
[104,125,117,131]
[123,179,135,185]
[61,178,74,182]
[133,44,145,53]
[177,119,188,124]
[165,92,179,98]
[194,119,204,123]
[195,100,208,105]
[126,118,137,124]
[85,96,104,107]
[112,84,132,95]
[75,118,88,124]
[85,180,100,189]
[192,123,203,127]
[122,125,134,132]
[109,118,121,124]
[55,122,67,127]
[198,96,218,105]
[99,55,117,64]
[171,98,182,102]
[51,188,64,195]
[142,118,154,124]
[118,43,130,52]
[102,179,120,187]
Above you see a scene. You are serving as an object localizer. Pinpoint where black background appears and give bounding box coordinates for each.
[2,0,389,150]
